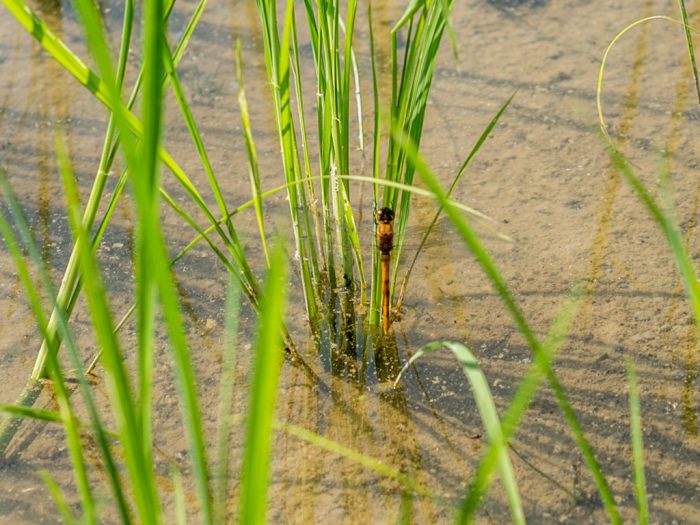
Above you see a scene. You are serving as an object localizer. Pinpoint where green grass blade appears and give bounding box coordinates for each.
[275,421,440,501]
[236,40,270,267]
[437,0,458,61]
[392,0,425,33]
[1,164,132,523]
[368,3,383,325]
[395,91,515,312]
[171,463,187,525]
[130,0,166,501]
[256,0,319,322]
[4,0,251,271]
[58,163,160,522]
[40,471,77,525]
[0,405,62,423]
[607,146,700,323]
[0,178,95,523]
[677,0,700,104]
[28,0,133,380]
[239,241,288,525]
[163,36,237,250]
[30,0,210,382]
[390,128,621,524]
[395,342,524,524]
[214,278,242,522]
[462,281,585,522]
[627,358,648,524]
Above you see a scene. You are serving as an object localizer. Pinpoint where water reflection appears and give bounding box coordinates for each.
[272,309,453,521]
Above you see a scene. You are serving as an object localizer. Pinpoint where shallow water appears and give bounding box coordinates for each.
[1,0,700,523]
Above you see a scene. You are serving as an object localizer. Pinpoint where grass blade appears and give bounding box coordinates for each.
[627,358,648,524]
[395,91,515,312]
[235,40,270,267]
[214,278,242,522]
[677,0,700,104]
[171,463,187,525]
[395,342,524,524]
[40,472,77,525]
[390,128,621,524]
[239,241,288,525]
[275,421,439,501]
[58,158,160,521]
[1,161,133,523]
[607,146,700,323]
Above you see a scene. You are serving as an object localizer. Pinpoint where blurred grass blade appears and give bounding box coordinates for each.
[677,0,700,104]
[0,405,62,423]
[239,241,288,525]
[461,281,585,522]
[607,146,700,324]
[214,278,242,522]
[171,463,187,525]
[627,358,648,524]
[275,421,438,501]
[58,159,160,521]
[395,91,515,312]
[40,472,77,525]
[395,342,524,525]
[1,164,132,523]
[391,128,621,524]
[0,195,95,524]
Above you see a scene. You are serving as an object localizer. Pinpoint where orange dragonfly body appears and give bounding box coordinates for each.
[376,207,395,334]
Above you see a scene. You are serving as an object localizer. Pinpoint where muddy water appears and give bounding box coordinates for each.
[2,0,700,523]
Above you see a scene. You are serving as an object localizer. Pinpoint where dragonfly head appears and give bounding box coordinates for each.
[376,207,395,224]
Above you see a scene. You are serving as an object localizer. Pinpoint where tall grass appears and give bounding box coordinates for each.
[0,0,461,519]
[252,0,458,336]
[2,0,698,522]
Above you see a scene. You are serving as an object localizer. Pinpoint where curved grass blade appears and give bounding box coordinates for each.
[460,281,585,523]
[239,241,289,525]
[394,342,524,524]
[596,15,682,139]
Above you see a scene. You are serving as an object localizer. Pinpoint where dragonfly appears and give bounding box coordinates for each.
[376,207,395,334]
[317,204,510,331]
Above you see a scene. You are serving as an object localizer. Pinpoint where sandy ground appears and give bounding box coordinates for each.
[1,0,700,523]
